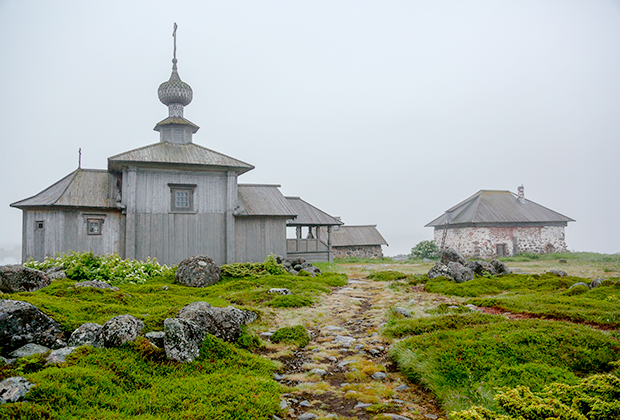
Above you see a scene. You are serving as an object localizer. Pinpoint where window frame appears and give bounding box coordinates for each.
[168,183,197,213]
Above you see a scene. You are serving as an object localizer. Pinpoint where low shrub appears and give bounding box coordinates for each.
[390,319,619,413]
[270,325,311,347]
[221,255,286,278]
[382,312,504,339]
[268,295,313,308]
[410,240,439,260]
[367,270,411,281]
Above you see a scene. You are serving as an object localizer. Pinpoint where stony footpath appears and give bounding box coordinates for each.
[263,276,449,420]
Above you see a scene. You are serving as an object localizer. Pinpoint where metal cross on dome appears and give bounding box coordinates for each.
[172,22,178,62]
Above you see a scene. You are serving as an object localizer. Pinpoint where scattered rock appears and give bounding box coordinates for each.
[395,384,410,391]
[268,288,292,295]
[273,373,285,381]
[163,318,205,363]
[427,262,452,279]
[466,260,496,276]
[145,331,165,348]
[338,360,353,368]
[298,414,318,420]
[300,266,321,277]
[9,343,50,358]
[394,307,412,318]
[590,278,611,289]
[299,400,311,407]
[0,300,65,354]
[175,255,221,287]
[46,266,67,280]
[490,259,510,275]
[0,376,34,403]
[309,368,327,376]
[333,335,356,347]
[68,323,104,348]
[74,280,119,291]
[547,270,567,277]
[372,371,387,380]
[355,402,372,409]
[0,265,50,293]
[570,282,590,289]
[46,347,77,364]
[440,248,467,266]
[177,301,257,343]
[100,315,144,348]
[369,348,381,356]
[385,414,413,420]
[448,262,474,283]
[324,325,343,332]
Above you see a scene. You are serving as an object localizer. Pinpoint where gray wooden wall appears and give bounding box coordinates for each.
[235,217,287,262]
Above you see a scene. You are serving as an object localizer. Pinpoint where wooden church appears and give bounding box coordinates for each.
[11,28,384,265]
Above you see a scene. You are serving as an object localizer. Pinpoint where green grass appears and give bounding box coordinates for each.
[0,336,281,419]
[499,251,620,263]
[366,270,413,281]
[1,272,347,333]
[383,312,505,339]
[390,317,620,413]
[334,256,395,264]
[270,325,311,347]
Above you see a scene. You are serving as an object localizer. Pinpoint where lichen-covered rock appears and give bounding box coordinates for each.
[394,307,412,318]
[177,301,257,343]
[164,318,205,363]
[0,376,34,403]
[467,260,496,276]
[0,300,65,354]
[9,343,50,358]
[490,259,511,275]
[68,323,103,348]
[45,266,67,281]
[268,288,292,295]
[74,280,119,291]
[301,266,321,277]
[448,262,474,283]
[100,315,144,348]
[570,282,590,289]
[0,265,50,293]
[427,262,452,279]
[46,347,77,364]
[440,248,467,266]
[175,255,221,287]
[145,331,165,348]
[590,278,613,289]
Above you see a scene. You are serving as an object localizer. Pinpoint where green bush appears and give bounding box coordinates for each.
[270,325,311,347]
[24,251,173,285]
[452,374,620,420]
[221,255,286,278]
[390,319,619,413]
[410,240,439,260]
[367,270,411,281]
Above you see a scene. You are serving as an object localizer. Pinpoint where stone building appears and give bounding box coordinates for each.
[425,187,574,258]
[329,225,388,259]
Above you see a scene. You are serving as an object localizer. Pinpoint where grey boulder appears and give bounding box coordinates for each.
[100,315,144,348]
[440,248,467,266]
[300,266,321,277]
[145,331,166,348]
[547,270,568,277]
[175,255,221,287]
[490,259,511,275]
[68,323,104,348]
[9,343,50,358]
[0,265,50,293]
[45,266,67,280]
[164,318,205,363]
[177,301,257,343]
[0,376,34,403]
[74,280,119,291]
[427,262,452,279]
[448,262,474,283]
[46,347,77,364]
[466,260,496,276]
[0,300,65,354]
[394,307,412,318]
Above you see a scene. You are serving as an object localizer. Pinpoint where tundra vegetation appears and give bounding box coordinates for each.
[0,251,619,419]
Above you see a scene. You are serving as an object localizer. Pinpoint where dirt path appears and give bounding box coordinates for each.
[264,276,450,420]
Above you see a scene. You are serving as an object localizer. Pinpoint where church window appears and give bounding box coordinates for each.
[87,219,103,235]
[169,184,196,212]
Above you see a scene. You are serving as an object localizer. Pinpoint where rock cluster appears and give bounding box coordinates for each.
[427,248,510,283]
[276,256,321,276]
[0,300,65,353]
[175,255,221,287]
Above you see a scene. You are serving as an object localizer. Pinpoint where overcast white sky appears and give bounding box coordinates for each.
[1,0,619,257]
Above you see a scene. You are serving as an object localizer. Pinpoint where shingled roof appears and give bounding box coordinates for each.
[285,197,343,226]
[426,190,575,227]
[236,185,296,217]
[10,169,118,209]
[108,142,254,174]
[330,225,388,247]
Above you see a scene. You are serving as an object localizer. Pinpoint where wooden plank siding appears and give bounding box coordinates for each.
[235,217,287,263]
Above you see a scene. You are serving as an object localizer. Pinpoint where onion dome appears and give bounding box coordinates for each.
[158,58,193,117]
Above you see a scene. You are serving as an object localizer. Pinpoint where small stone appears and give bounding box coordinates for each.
[74,280,119,291]
[354,402,372,409]
[337,360,353,368]
[354,344,364,351]
[46,347,76,364]
[0,376,34,403]
[325,325,343,331]
[298,414,318,420]
[273,373,285,381]
[392,399,406,404]
[260,331,274,337]
[299,400,311,407]
[424,415,439,420]
[369,348,381,355]
[9,343,50,358]
[372,371,387,380]
[394,307,412,318]
[162,286,169,290]
[377,346,385,351]
[370,332,379,337]
[309,368,327,376]
[333,335,356,347]
[385,415,413,420]
[328,356,337,362]
[268,288,292,295]
[395,384,410,391]
[280,400,288,409]
[145,331,165,348]
[340,383,350,387]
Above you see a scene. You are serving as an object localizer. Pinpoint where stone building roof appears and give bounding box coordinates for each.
[10,169,118,209]
[426,190,575,228]
[330,225,388,247]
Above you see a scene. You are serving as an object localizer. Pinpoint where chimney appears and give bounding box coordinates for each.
[517,185,525,203]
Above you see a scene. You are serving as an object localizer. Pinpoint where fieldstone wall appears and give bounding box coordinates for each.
[333,245,383,259]
[433,225,568,258]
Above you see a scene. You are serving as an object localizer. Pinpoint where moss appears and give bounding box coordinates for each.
[270,325,311,347]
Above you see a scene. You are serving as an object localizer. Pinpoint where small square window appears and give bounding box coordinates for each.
[87,219,103,235]
[36,221,44,230]
[169,184,196,212]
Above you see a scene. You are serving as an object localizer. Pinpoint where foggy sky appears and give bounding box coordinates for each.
[1,0,619,257]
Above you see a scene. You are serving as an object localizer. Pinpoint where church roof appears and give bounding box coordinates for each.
[108,142,254,174]
[330,225,388,247]
[285,197,343,226]
[425,190,575,227]
[10,169,118,209]
[236,184,296,217]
